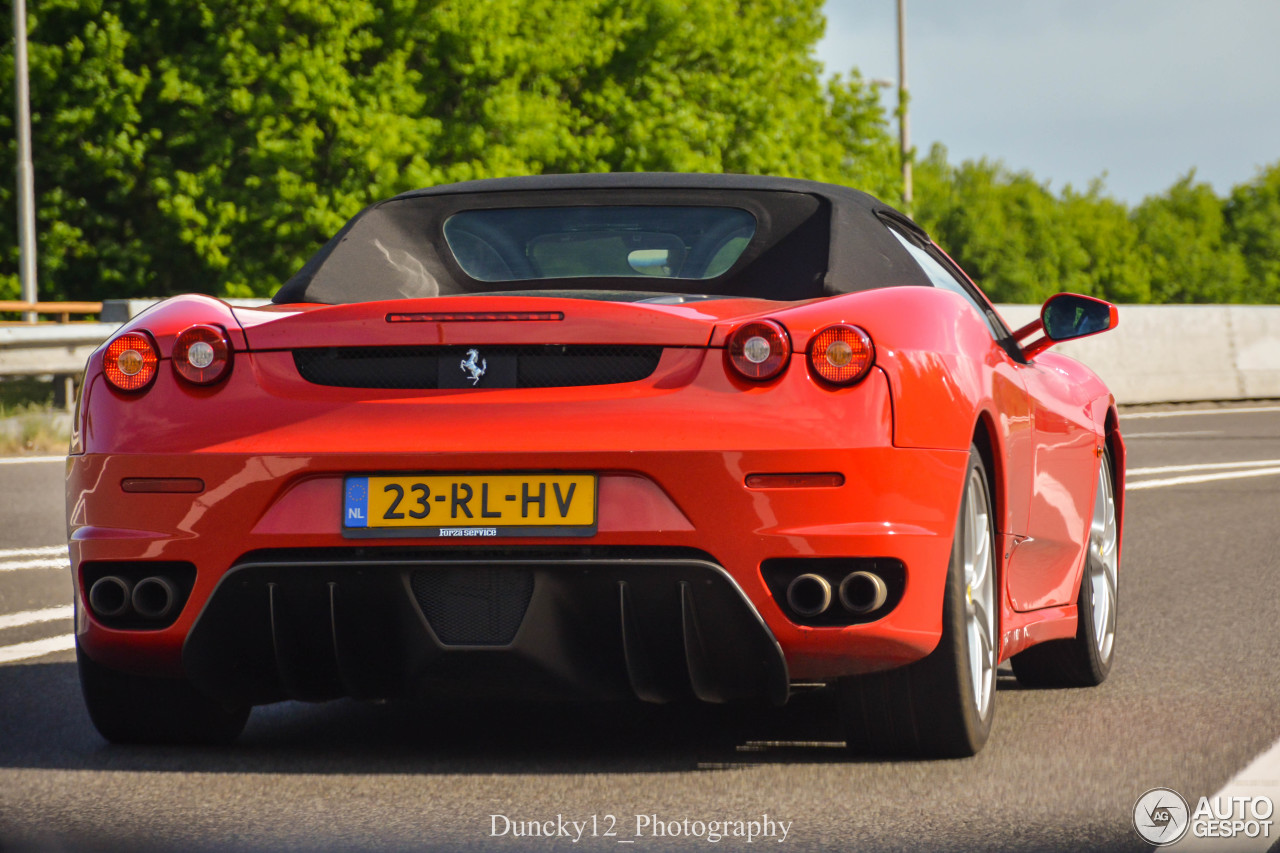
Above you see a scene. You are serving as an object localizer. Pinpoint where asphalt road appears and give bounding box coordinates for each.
[2,404,1279,852]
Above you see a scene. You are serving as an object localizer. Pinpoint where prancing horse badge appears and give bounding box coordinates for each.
[460,349,487,385]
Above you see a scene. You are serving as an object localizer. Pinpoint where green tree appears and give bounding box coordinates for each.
[915,145,1150,303]
[1055,182,1150,303]
[914,146,1070,303]
[1,0,898,301]
[1133,172,1249,303]
[1224,162,1280,304]
[2,0,440,300]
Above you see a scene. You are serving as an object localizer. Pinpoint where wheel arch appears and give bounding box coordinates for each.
[1103,402,1126,565]
[970,410,1004,639]
[970,409,1006,540]
[1064,400,1124,606]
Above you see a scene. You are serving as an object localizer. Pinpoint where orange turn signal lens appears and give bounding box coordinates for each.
[727,320,790,381]
[172,324,232,385]
[103,332,159,392]
[808,324,874,386]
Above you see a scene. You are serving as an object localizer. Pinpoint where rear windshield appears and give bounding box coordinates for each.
[443,206,757,282]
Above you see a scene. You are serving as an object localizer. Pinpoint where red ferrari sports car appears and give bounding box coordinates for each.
[67,173,1123,757]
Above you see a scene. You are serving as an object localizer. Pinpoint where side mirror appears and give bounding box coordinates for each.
[1012,293,1117,359]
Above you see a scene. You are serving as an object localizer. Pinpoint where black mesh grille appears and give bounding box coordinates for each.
[293,345,662,389]
[295,347,440,389]
[410,567,534,645]
[518,348,660,388]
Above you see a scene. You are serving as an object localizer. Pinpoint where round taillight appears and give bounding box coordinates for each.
[172,324,232,385]
[103,332,159,392]
[727,320,790,381]
[808,324,875,385]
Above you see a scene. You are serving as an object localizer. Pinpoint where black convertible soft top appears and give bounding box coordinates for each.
[273,173,934,305]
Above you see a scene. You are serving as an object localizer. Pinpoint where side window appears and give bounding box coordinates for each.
[887,227,1010,342]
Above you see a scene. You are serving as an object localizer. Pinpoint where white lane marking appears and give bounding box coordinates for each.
[0,558,71,572]
[0,605,73,631]
[0,455,64,465]
[0,633,75,664]
[0,545,66,559]
[1125,431,1223,439]
[1124,406,1280,419]
[1127,467,1280,491]
[1130,459,1280,476]
[1168,734,1280,851]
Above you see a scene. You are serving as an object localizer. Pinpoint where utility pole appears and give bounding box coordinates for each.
[13,0,38,322]
[896,0,912,216]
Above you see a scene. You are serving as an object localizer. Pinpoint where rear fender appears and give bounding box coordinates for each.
[817,288,998,452]
[96,295,248,358]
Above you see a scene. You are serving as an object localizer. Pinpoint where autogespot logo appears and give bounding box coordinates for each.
[1134,788,1191,846]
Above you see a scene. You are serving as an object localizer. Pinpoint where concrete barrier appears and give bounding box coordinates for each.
[997,304,1280,405]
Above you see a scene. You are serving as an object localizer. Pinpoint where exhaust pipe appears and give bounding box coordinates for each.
[88,576,133,618]
[786,573,833,616]
[131,576,177,620]
[839,571,888,614]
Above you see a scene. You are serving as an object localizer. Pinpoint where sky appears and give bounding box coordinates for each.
[816,0,1280,205]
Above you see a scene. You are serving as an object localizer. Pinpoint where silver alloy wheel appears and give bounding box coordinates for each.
[964,468,997,719]
[1089,455,1119,662]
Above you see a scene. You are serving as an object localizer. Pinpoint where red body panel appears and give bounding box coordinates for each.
[68,283,1120,696]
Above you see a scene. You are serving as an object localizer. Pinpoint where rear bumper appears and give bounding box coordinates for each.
[68,365,971,699]
[70,445,966,693]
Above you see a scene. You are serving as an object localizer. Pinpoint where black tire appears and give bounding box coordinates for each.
[838,446,997,758]
[77,641,250,745]
[1010,449,1118,688]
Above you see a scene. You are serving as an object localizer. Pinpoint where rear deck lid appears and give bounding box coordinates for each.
[232,294,792,351]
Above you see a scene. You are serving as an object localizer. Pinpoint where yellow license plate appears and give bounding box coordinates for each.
[343,473,596,538]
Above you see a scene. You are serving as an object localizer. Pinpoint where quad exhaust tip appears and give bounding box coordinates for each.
[88,576,133,619]
[785,573,833,616]
[131,576,177,620]
[839,571,888,614]
[87,574,180,621]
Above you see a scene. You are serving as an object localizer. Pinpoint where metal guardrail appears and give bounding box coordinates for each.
[0,299,271,379]
[0,322,120,377]
[0,300,111,410]
[0,298,110,378]
[0,300,103,322]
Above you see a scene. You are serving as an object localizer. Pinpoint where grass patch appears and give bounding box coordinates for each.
[0,379,71,454]
[0,376,57,414]
[0,408,70,455]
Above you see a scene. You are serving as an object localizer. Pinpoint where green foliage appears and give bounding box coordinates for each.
[1224,162,1280,304]
[2,0,444,299]
[1134,173,1249,303]
[916,144,1280,305]
[914,146,1151,304]
[1,0,898,299]
[4,1,1279,305]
